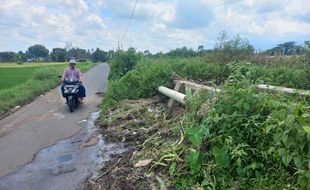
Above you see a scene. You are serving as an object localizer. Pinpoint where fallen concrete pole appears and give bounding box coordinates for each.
[256,84,310,96]
[159,81,309,107]
[158,86,186,105]
[175,80,309,97]
[178,80,221,93]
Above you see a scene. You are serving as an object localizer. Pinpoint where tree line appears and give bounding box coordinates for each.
[1,34,309,63]
[0,44,111,63]
[144,32,309,61]
[263,41,310,56]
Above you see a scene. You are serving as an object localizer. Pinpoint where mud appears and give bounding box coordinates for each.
[85,96,184,190]
[0,111,124,190]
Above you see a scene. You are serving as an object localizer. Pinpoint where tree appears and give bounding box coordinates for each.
[109,48,143,79]
[51,48,67,62]
[277,41,296,55]
[166,47,196,58]
[213,31,254,63]
[67,48,90,61]
[0,51,17,62]
[91,48,108,62]
[26,44,49,59]
[198,45,205,56]
[17,51,27,62]
[304,41,310,49]
[264,41,307,56]
[144,50,151,57]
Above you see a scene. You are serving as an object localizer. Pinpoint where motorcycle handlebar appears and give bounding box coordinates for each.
[62,80,81,85]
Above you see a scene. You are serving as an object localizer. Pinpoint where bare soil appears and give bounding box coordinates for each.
[84,96,184,190]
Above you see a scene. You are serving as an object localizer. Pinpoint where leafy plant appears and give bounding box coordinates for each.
[100,54,310,189]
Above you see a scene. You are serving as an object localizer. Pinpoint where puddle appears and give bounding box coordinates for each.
[0,111,124,190]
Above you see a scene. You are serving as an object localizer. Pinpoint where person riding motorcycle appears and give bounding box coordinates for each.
[61,59,86,102]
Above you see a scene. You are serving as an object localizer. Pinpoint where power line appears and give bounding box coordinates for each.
[120,0,138,45]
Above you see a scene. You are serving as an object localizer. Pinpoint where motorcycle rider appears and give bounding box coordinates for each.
[61,59,86,102]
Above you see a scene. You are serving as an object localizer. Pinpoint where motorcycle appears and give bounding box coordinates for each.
[63,80,81,112]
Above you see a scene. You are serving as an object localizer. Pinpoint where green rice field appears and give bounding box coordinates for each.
[0,62,95,114]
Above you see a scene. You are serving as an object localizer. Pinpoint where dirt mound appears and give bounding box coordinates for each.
[84,96,184,190]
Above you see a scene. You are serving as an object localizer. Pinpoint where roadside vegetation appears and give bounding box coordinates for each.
[94,33,310,189]
[0,62,94,115]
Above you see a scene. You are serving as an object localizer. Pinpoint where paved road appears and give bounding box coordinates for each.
[0,63,109,177]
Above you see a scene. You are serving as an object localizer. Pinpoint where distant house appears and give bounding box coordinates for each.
[27,58,35,62]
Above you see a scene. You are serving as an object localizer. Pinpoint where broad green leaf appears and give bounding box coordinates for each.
[236,158,242,167]
[265,125,275,134]
[155,176,168,190]
[245,70,252,77]
[186,151,202,173]
[243,103,250,112]
[212,146,230,168]
[281,152,292,167]
[235,99,244,109]
[294,156,302,168]
[303,126,310,133]
[302,114,310,118]
[213,114,221,123]
[201,178,211,188]
[169,162,176,176]
[255,170,262,177]
[286,114,295,125]
[187,127,204,146]
[278,109,288,120]
[202,125,210,137]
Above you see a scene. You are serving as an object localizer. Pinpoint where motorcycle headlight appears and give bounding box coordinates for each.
[64,87,73,93]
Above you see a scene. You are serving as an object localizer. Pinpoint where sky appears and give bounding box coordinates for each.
[0,0,309,53]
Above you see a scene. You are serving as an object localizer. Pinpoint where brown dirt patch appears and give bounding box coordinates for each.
[84,96,184,190]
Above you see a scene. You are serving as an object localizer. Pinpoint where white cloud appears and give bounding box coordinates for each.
[0,0,309,52]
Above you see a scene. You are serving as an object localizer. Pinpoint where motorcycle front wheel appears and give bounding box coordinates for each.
[68,96,74,112]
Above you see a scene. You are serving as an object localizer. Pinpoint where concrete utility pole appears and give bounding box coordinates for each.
[117,36,120,50]
[158,86,186,105]
[158,80,310,108]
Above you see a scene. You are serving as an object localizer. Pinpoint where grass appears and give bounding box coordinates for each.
[0,62,68,68]
[0,62,95,114]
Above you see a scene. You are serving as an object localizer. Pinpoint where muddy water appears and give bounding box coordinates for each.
[0,111,124,190]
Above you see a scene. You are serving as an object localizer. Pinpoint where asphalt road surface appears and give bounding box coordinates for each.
[0,63,109,177]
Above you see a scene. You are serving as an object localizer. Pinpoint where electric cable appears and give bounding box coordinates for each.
[120,0,138,44]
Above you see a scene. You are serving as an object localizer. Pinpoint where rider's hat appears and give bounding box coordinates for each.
[69,59,76,64]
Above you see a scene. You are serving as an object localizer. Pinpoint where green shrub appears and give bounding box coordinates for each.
[163,64,310,189]
[33,67,57,80]
[102,57,226,113]
[109,48,143,80]
[102,56,309,115]
[100,52,310,189]
[251,66,310,89]
[176,85,310,189]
